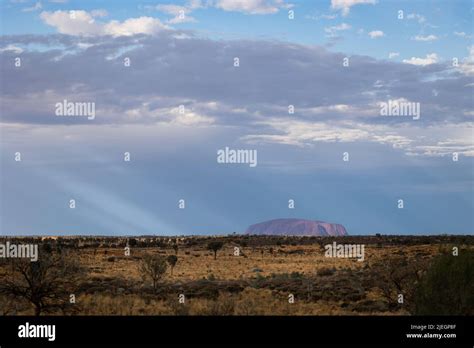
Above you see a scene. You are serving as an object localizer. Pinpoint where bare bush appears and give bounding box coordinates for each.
[0,250,83,315]
[368,255,428,311]
[167,255,178,276]
[139,254,168,291]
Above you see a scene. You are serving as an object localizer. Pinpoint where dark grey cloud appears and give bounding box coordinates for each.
[1,32,472,128]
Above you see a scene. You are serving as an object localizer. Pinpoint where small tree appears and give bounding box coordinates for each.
[172,244,179,255]
[167,255,178,276]
[0,250,83,316]
[207,241,224,260]
[139,254,168,291]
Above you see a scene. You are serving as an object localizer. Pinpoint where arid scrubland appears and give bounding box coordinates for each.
[0,235,472,316]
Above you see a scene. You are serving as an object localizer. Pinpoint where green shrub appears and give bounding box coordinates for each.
[414,250,474,315]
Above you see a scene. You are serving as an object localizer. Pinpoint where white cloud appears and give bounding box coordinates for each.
[305,13,338,21]
[152,0,291,18]
[412,34,438,41]
[403,53,438,66]
[409,132,474,157]
[368,30,384,39]
[104,17,168,36]
[0,44,24,54]
[243,117,474,157]
[454,31,473,39]
[330,0,376,16]
[388,52,399,59]
[40,10,169,36]
[40,10,102,36]
[158,5,193,23]
[121,101,215,126]
[321,14,338,20]
[170,108,214,126]
[155,1,203,24]
[157,4,189,14]
[90,9,108,18]
[214,0,292,15]
[305,104,355,114]
[459,45,474,76]
[324,22,351,37]
[22,1,42,12]
[406,13,426,23]
[243,118,413,149]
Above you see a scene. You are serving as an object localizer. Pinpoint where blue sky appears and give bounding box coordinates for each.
[1,0,473,59]
[0,0,473,235]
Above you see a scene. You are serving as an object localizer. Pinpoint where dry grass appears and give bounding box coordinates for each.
[1,236,470,316]
[82,244,437,281]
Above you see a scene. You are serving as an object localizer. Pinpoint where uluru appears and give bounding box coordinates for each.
[246,218,348,236]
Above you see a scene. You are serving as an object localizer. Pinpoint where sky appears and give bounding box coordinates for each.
[0,0,473,236]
